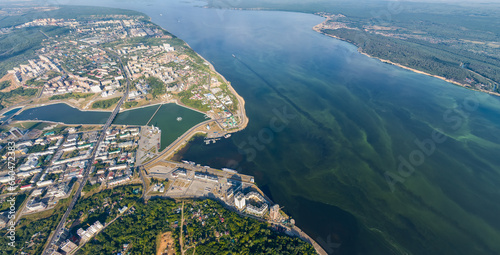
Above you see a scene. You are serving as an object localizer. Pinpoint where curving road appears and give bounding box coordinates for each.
[142,119,217,169]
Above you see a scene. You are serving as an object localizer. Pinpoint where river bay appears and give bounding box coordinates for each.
[29,1,500,254]
[14,103,206,149]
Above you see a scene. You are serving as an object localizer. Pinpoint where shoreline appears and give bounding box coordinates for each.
[4,7,314,255]
[3,61,248,134]
[10,119,116,128]
[2,14,249,158]
[181,40,249,133]
[1,97,122,115]
[3,89,243,127]
[312,25,500,98]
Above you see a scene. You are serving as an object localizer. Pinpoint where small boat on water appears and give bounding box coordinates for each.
[232,54,236,58]
[224,134,231,138]
[177,117,182,121]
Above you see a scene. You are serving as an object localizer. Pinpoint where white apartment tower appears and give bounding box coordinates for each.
[234,192,246,210]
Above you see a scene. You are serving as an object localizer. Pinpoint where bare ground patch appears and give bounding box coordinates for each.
[157,231,175,255]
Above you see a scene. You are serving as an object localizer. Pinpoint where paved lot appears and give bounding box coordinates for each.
[148,165,175,180]
[145,160,256,200]
[137,126,161,165]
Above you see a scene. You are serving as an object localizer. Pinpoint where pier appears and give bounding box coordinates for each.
[146,103,163,126]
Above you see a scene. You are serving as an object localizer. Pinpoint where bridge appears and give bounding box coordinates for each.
[41,50,129,255]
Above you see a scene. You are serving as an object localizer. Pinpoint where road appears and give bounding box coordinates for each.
[39,29,50,39]
[139,166,148,200]
[141,119,217,169]
[180,201,185,255]
[41,50,129,255]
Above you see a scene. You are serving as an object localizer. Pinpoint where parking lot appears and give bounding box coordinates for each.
[148,165,175,180]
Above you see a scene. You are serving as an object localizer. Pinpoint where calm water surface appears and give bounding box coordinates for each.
[29,1,500,254]
[0,107,22,122]
[14,103,206,149]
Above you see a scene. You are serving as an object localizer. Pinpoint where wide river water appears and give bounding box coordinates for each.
[26,1,500,254]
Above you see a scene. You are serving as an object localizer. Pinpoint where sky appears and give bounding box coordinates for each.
[0,0,500,4]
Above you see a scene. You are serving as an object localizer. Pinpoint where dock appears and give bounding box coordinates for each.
[146,104,163,126]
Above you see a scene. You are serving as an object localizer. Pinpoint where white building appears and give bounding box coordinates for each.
[31,188,44,197]
[0,175,14,184]
[270,204,280,221]
[90,85,102,93]
[234,192,246,210]
[47,182,70,198]
[19,155,39,171]
[163,43,174,52]
[36,180,54,187]
[128,90,141,99]
[109,164,127,171]
[26,200,47,212]
[246,203,268,216]
[107,175,130,186]
[60,240,78,253]
[77,221,104,241]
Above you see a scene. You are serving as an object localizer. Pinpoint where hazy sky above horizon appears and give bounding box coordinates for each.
[0,0,500,4]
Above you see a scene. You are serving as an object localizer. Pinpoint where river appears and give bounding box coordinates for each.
[14,103,206,150]
[21,1,500,254]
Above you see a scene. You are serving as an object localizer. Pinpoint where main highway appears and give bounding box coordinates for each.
[42,50,129,255]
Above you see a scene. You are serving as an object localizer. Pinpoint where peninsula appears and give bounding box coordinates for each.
[0,5,247,134]
[0,5,322,255]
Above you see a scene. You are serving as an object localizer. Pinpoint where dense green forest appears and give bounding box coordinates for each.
[73,186,314,255]
[180,200,316,255]
[146,76,166,98]
[323,28,499,89]
[91,97,120,109]
[0,80,11,90]
[69,185,141,224]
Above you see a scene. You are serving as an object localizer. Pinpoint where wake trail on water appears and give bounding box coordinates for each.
[233,56,333,132]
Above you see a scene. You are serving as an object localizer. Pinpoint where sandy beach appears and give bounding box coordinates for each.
[312,25,500,98]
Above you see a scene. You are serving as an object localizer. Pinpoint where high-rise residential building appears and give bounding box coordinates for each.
[234,191,246,210]
[270,204,280,221]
